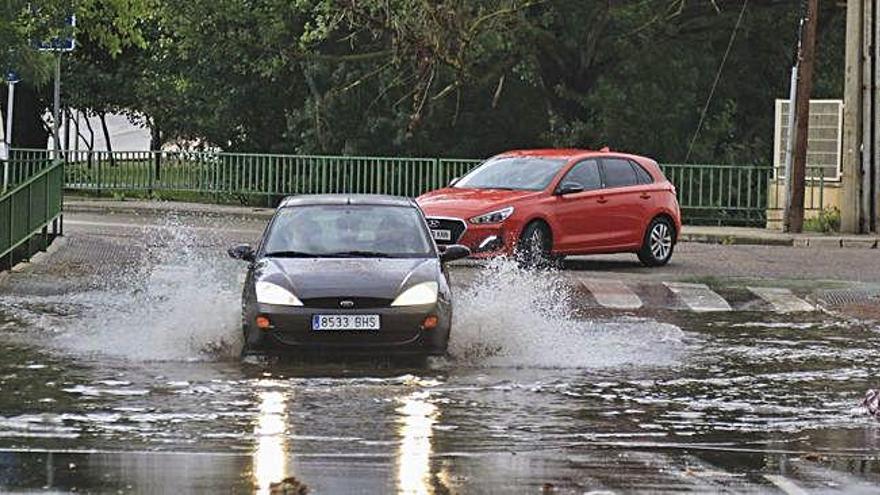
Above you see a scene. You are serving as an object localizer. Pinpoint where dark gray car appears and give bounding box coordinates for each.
[228,195,470,356]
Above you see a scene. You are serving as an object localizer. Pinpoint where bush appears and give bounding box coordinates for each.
[804,207,841,233]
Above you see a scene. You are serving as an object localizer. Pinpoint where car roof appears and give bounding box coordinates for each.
[495,148,593,160]
[278,194,417,208]
[495,148,653,164]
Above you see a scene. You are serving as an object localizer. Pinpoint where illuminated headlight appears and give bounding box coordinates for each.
[469,206,514,225]
[255,281,304,306]
[391,281,439,307]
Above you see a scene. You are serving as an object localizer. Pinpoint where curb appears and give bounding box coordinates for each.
[678,232,880,249]
[5,236,68,275]
[63,199,274,220]
[678,232,795,247]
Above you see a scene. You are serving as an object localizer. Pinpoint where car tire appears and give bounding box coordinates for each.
[638,216,675,267]
[241,325,265,356]
[517,221,554,268]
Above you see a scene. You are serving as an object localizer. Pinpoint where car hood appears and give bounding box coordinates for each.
[254,257,439,300]
[417,187,542,219]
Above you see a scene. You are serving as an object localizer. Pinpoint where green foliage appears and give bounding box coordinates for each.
[804,206,841,233]
[5,0,850,169]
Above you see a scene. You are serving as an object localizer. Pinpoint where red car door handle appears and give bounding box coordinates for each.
[640,193,651,199]
[596,197,608,204]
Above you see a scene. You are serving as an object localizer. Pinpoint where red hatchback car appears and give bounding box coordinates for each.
[416,149,682,266]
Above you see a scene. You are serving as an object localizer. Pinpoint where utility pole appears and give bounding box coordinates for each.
[841,0,864,233]
[785,0,819,233]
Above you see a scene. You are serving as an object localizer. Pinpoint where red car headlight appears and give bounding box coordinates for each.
[469,206,514,225]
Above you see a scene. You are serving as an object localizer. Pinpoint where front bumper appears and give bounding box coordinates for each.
[248,303,451,355]
[440,221,516,257]
[457,224,516,258]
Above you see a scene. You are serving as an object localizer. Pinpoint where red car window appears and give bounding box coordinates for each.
[562,160,602,191]
[631,162,655,184]
[602,158,639,188]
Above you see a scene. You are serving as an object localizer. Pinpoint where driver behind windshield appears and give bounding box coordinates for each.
[264,205,433,258]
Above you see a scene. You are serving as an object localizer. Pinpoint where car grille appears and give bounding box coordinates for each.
[425,217,467,244]
[300,297,394,309]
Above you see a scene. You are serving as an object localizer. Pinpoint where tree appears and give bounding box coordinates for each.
[0,0,150,149]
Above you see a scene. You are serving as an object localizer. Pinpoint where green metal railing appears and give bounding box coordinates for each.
[60,149,481,198]
[3,149,57,191]
[1,150,64,271]
[10,148,833,227]
[659,164,772,226]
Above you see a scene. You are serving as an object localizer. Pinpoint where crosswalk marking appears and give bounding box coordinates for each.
[663,282,732,312]
[748,287,815,313]
[580,278,643,310]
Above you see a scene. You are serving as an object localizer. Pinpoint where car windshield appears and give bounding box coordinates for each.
[263,204,434,258]
[455,157,567,191]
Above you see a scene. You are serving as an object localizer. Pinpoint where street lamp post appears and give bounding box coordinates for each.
[2,71,20,194]
[53,54,61,157]
[36,14,76,162]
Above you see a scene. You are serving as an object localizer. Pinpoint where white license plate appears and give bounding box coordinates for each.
[312,314,380,331]
[431,229,452,241]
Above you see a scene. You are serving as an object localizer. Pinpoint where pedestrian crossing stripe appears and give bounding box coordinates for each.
[747,287,815,313]
[579,278,643,310]
[573,277,817,313]
[663,282,732,312]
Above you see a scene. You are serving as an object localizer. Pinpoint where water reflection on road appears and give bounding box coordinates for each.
[396,391,438,495]
[0,310,878,492]
[253,383,288,495]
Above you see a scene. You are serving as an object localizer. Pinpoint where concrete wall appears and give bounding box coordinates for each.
[766,179,841,229]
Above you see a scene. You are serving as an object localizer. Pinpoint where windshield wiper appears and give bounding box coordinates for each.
[264,250,322,258]
[324,250,394,258]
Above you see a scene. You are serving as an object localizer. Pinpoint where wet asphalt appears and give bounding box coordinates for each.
[0,210,878,494]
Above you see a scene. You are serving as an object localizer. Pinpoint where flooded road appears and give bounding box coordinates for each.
[0,212,878,493]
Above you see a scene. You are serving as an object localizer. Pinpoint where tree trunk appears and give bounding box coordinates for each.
[150,122,161,183]
[99,112,115,167]
[81,110,95,169]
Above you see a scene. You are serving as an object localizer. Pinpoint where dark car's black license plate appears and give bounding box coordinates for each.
[311,314,381,331]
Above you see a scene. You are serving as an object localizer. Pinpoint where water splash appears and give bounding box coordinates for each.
[448,258,687,368]
[49,214,243,361]
[4,216,685,366]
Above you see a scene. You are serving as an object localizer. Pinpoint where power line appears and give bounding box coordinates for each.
[684,0,749,163]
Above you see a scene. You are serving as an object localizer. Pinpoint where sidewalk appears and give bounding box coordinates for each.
[679,225,879,249]
[63,197,880,249]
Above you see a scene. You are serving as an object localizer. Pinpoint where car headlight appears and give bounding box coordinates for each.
[391,281,439,307]
[255,281,304,306]
[469,206,514,225]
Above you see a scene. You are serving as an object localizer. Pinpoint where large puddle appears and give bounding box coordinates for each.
[0,215,878,492]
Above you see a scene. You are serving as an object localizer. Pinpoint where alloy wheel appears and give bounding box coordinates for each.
[649,222,673,261]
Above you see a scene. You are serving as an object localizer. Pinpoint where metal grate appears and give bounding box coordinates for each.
[814,288,880,307]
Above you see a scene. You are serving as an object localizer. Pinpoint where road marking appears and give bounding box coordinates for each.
[664,282,732,312]
[65,219,263,235]
[762,475,809,495]
[579,278,642,309]
[748,287,815,313]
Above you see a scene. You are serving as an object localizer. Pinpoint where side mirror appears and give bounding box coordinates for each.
[448,177,460,187]
[556,182,584,195]
[228,244,256,262]
[440,244,470,263]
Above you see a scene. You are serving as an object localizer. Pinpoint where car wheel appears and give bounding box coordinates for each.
[241,325,265,356]
[638,216,675,267]
[517,222,554,268]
